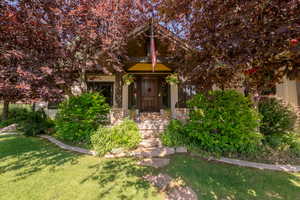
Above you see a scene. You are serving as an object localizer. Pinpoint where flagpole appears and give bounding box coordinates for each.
[150,9,156,72]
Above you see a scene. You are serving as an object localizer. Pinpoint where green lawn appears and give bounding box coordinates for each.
[0,135,163,200]
[1,135,300,200]
[159,155,300,200]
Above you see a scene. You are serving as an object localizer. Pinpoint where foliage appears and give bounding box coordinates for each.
[161,120,190,147]
[55,93,110,143]
[0,106,53,136]
[175,90,261,154]
[162,90,263,154]
[0,0,146,108]
[159,0,300,91]
[0,107,30,128]
[122,74,135,85]
[165,73,179,85]
[258,97,297,136]
[19,110,54,136]
[91,119,141,156]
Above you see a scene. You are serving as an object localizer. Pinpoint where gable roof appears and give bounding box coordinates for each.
[93,21,198,59]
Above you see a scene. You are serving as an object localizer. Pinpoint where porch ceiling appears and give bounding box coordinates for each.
[127,63,172,72]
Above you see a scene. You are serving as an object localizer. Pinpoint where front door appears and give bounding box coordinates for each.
[140,77,159,112]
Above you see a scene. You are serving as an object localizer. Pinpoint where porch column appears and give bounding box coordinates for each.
[276,77,298,106]
[170,83,178,118]
[122,85,129,110]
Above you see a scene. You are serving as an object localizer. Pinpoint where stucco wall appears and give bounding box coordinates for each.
[276,77,299,107]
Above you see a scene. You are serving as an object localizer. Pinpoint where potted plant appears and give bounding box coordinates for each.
[166,73,179,85]
[122,74,134,85]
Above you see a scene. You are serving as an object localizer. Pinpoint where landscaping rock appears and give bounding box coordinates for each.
[111,148,125,154]
[167,185,198,200]
[175,147,188,153]
[138,158,170,168]
[143,173,172,190]
[144,173,198,200]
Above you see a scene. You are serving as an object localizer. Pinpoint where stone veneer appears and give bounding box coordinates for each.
[174,108,189,122]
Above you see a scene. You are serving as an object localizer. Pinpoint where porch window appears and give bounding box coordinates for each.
[128,81,138,109]
[87,82,114,106]
[160,81,170,109]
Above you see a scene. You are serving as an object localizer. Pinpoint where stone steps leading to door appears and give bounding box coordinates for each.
[136,112,170,152]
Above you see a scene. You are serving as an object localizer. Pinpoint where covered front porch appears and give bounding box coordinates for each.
[122,64,178,114]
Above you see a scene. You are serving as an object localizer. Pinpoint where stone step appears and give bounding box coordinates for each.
[138,158,170,168]
[139,138,162,148]
[140,129,164,139]
[138,123,169,130]
[132,147,175,158]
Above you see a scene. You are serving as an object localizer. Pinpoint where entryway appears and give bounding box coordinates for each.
[128,75,170,112]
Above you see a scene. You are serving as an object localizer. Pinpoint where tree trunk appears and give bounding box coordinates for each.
[80,68,87,93]
[2,100,9,121]
[32,102,36,111]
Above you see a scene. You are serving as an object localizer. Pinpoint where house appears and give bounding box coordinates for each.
[42,22,300,125]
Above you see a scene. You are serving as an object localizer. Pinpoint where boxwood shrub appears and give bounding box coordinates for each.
[91,119,141,156]
[55,92,110,143]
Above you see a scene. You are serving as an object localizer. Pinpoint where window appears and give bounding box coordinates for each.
[87,82,114,106]
[261,86,276,96]
[178,84,197,107]
[48,101,61,109]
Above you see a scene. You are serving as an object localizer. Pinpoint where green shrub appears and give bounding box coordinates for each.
[0,107,31,128]
[185,90,262,154]
[55,93,110,143]
[19,110,54,136]
[161,120,191,147]
[91,119,141,156]
[258,97,297,136]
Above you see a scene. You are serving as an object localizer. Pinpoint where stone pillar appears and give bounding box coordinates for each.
[122,84,128,110]
[170,83,178,118]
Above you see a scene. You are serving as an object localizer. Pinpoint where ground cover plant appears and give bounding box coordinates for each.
[91,119,141,156]
[0,135,163,200]
[55,93,110,144]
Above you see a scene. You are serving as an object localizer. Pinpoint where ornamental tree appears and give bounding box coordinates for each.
[158,0,300,93]
[0,0,146,119]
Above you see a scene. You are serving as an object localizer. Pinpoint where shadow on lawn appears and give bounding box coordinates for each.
[82,159,156,200]
[0,135,79,182]
[162,155,300,200]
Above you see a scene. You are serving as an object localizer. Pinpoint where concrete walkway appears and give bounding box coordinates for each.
[0,132,20,136]
[212,156,300,172]
[39,134,300,172]
[39,135,96,156]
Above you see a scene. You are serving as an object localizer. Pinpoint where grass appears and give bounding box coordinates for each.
[159,154,300,200]
[0,135,163,200]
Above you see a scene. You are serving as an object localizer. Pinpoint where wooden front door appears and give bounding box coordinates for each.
[140,77,159,112]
